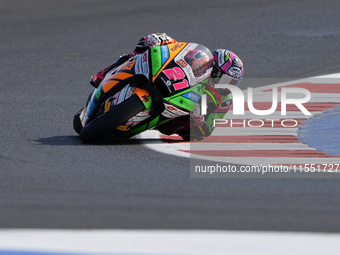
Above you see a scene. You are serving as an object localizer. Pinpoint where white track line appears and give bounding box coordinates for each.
[212,127,299,136]
[189,155,340,165]
[187,142,315,151]
[224,111,318,119]
[0,229,340,255]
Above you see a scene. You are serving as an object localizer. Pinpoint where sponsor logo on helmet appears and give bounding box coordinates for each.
[227,66,243,79]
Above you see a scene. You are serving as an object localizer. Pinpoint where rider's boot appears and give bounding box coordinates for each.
[155,116,191,136]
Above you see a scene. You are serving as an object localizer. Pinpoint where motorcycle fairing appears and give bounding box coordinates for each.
[80,42,214,137]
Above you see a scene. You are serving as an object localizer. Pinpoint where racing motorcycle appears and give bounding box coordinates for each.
[73,42,214,142]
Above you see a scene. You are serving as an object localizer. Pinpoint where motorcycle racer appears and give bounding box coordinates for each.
[89,33,243,140]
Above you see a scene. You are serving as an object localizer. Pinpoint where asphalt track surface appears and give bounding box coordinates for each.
[1,0,340,232]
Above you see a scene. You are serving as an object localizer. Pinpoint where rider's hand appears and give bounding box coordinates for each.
[144,34,162,47]
[89,75,102,88]
[133,33,176,55]
[156,33,177,45]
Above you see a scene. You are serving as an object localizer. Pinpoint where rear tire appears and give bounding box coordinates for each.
[79,94,145,143]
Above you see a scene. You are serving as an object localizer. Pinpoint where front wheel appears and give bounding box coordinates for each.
[79,94,145,143]
[73,109,83,134]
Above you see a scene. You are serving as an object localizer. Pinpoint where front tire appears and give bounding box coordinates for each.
[73,109,83,134]
[79,94,145,143]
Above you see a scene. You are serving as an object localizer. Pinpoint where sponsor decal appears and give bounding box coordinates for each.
[162,103,188,117]
[227,66,243,79]
[128,110,150,122]
[176,59,188,68]
[114,84,136,105]
[135,52,150,78]
[182,92,201,103]
[162,67,189,91]
[116,125,130,131]
[143,52,148,63]
[162,109,178,119]
[104,101,111,113]
[160,76,173,91]
[142,95,150,102]
[126,86,136,98]
[111,93,119,105]
[117,85,129,104]
[126,121,137,126]
[170,42,185,52]
[163,67,186,81]
[142,52,150,78]
[135,55,143,74]
[121,59,135,71]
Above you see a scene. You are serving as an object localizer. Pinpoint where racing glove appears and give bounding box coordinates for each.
[132,33,176,55]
